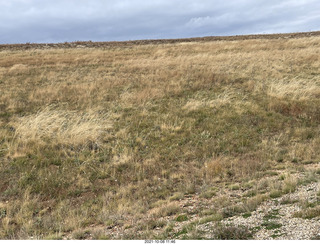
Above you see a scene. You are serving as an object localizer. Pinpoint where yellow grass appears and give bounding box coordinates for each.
[8,105,112,157]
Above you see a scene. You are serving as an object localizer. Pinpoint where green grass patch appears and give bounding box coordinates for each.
[242,212,252,218]
[176,215,188,222]
[261,221,282,230]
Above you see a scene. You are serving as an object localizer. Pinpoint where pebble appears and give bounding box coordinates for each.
[220,182,320,240]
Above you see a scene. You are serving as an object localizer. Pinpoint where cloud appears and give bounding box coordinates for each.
[0,0,319,44]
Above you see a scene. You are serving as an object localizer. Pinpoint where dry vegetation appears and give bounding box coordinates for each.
[0,35,320,239]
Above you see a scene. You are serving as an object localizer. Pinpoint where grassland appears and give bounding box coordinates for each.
[0,34,320,239]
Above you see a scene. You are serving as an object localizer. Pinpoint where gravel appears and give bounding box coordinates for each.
[221,181,320,240]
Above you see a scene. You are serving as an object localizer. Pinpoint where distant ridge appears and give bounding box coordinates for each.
[1,31,320,51]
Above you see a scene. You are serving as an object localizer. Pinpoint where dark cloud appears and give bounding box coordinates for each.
[0,0,319,44]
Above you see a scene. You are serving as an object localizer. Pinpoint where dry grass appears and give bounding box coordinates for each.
[1,35,320,239]
[267,78,320,101]
[8,105,111,157]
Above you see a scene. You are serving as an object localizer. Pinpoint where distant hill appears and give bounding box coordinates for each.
[1,30,320,50]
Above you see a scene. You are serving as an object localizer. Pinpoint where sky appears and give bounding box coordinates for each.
[1,0,320,44]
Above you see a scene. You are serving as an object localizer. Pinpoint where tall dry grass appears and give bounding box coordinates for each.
[8,105,112,157]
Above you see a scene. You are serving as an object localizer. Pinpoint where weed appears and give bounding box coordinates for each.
[250,226,261,232]
[311,233,320,240]
[72,230,91,240]
[222,205,245,218]
[0,208,7,218]
[244,190,257,198]
[176,215,188,222]
[44,234,63,240]
[144,219,167,230]
[169,192,184,201]
[200,190,216,199]
[293,206,320,219]
[271,233,285,239]
[201,209,216,216]
[264,209,280,220]
[150,203,180,218]
[180,229,207,240]
[91,230,110,240]
[198,214,223,224]
[299,171,318,185]
[282,176,298,194]
[242,212,252,218]
[242,194,269,212]
[270,190,282,199]
[213,224,253,240]
[280,197,298,205]
[261,221,282,230]
[229,184,240,191]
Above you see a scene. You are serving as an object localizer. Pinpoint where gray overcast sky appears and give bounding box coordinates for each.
[1,0,320,44]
